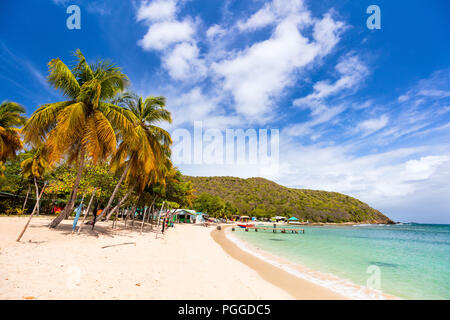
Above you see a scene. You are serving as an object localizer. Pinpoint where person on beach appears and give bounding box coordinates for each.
[162,217,166,234]
[92,207,103,229]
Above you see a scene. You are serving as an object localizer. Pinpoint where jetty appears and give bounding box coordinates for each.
[233,226,305,234]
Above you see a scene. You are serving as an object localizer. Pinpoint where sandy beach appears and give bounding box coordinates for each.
[0,217,341,300]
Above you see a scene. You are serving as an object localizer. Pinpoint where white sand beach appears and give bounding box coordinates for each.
[0,217,341,300]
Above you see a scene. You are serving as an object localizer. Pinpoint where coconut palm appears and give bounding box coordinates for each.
[17,147,50,241]
[101,93,172,220]
[22,49,137,228]
[0,101,26,167]
[20,147,50,181]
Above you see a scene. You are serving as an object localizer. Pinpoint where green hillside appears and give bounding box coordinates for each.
[183,176,393,224]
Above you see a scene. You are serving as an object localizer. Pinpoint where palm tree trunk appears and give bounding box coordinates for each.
[36,184,41,216]
[147,196,158,229]
[77,188,97,235]
[50,151,85,228]
[124,208,129,227]
[100,161,132,220]
[105,186,134,221]
[130,191,142,230]
[130,203,138,229]
[22,185,31,213]
[17,179,47,242]
[140,206,148,234]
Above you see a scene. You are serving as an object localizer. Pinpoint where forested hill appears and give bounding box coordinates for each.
[183,176,393,224]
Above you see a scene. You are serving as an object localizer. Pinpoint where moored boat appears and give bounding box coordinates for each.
[237,223,255,228]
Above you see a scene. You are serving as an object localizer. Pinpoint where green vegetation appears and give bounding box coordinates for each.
[0,101,26,168]
[0,49,195,232]
[184,176,393,223]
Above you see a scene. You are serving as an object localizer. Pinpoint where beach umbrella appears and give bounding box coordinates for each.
[288,217,299,221]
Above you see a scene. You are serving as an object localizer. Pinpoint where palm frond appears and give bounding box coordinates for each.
[22,101,74,146]
[47,58,81,98]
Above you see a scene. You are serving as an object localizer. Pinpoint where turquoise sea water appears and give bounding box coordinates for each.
[232,224,450,299]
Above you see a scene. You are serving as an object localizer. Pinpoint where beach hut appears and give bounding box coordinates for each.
[274,216,287,222]
[288,217,299,224]
[175,209,196,223]
[240,215,250,222]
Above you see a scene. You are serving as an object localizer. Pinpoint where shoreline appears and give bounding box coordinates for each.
[212,225,398,300]
[211,226,346,300]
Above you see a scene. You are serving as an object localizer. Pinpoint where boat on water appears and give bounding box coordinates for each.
[237,223,255,228]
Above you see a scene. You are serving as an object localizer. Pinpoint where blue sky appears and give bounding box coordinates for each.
[1,0,450,223]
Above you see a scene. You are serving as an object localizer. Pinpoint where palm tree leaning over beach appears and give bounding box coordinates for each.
[0,101,26,170]
[22,49,137,228]
[17,146,50,241]
[100,93,173,221]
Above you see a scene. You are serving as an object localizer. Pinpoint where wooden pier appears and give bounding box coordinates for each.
[232,226,305,234]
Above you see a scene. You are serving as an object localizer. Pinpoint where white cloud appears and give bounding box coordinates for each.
[206,24,227,39]
[164,87,244,130]
[237,4,276,31]
[356,114,389,136]
[398,95,409,102]
[398,68,450,105]
[312,13,345,53]
[284,103,345,137]
[237,0,308,31]
[418,89,450,98]
[294,54,368,105]
[163,42,207,80]
[137,0,177,23]
[404,156,449,180]
[213,12,344,121]
[138,20,195,51]
[283,54,369,138]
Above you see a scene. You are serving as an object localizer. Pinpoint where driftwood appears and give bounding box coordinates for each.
[101,242,136,249]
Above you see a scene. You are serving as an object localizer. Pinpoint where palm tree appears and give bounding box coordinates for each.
[17,147,50,241]
[0,101,26,168]
[101,93,172,220]
[22,49,137,228]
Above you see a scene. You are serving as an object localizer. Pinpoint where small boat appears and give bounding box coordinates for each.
[237,224,255,228]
